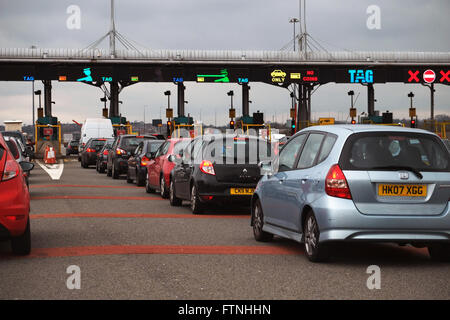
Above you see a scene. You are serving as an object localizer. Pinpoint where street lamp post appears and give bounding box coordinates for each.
[289,18,299,51]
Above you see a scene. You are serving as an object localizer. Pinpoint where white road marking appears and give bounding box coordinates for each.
[36,159,64,180]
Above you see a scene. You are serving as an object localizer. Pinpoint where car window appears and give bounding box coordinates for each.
[134,142,143,155]
[317,135,337,163]
[297,133,325,169]
[146,141,164,153]
[340,132,450,171]
[173,140,190,155]
[154,142,167,158]
[278,134,307,171]
[5,140,19,159]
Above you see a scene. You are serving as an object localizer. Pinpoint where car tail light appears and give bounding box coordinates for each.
[1,159,19,181]
[116,148,127,156]
[201,195,214,201]
[200,160,215,175]
[103,150,109,155]
[325,164,352,199]
[86,148,96,153]
[141,156,150,167]
[5,215,25,221]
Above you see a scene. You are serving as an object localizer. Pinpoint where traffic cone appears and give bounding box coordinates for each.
[44,146,56,164]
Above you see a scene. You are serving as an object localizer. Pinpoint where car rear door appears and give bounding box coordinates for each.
[340,132,450,216]
[261,133,307,229]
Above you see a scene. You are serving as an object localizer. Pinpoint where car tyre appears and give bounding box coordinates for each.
[145,174,155,193]
[112,163,119,179]
[428,243,450,262]
[190,184,203,214]
[160,175,169,199]
[11,219,31,255]
[252,199,273,242]
[136,169,145,187]
[169,179,182,206]
[303,211,330,263]
[126,170,133,183]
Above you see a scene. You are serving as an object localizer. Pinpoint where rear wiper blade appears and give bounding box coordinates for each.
[372,166,423,179]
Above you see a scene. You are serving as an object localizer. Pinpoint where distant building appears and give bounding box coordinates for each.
[3,120,22,132]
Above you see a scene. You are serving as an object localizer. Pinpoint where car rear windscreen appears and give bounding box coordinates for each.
[204,137,273,163]
[120,137,153,149]
[90,140,107,148]
[340,132,450,172]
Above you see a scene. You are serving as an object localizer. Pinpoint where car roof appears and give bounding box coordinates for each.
[299,124,437,137]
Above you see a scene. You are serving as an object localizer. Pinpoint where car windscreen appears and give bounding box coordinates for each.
[145,141,164,153]
[340,132,450,172]
[173,140,190,155]
[203,137,273,164]
[89,139,107,149]
[120,137,152,150]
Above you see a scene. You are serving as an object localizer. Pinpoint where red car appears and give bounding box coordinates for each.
[0,133,33,255]
[145,138,191,198]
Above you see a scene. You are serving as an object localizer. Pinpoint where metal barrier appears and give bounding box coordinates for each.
[113,123,133,135]
[236,122,272,142]
[172,123,203,138]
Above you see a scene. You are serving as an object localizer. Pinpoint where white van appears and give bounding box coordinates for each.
[78,118,115,156]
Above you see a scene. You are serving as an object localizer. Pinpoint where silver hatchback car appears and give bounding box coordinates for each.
[251,125,450,262]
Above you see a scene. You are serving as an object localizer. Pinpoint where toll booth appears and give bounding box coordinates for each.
[110,116,133,135]
[35,115,62,158]
[236,121,272,142]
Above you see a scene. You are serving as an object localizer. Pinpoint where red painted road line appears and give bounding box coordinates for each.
[30,213,249,219]
[23,245,302,259]
[30,184,141,189]
[31,195,164,201]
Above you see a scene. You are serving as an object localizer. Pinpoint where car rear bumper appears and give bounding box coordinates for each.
[114,158,128,174]
[196,177,257,205]
[313,196,450,243]
[85,153,98,165]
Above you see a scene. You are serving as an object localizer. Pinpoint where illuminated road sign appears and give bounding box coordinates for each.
[348,69,374,83]
[197,69,230,83]
[271,69,286,83]
[77,68,93,82]
[23,76,34,81]
[440,70,450,83]
[423,69,436,83]
[407,70,420,82]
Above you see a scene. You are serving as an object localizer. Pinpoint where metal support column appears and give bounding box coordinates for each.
[242,83,250,117]
[297,84,308,129]
[306,85,312,124]
[177,82,185,117]
[110,81,119,118]
[430,83,435,120]
[368,84,375,117]
[43,80,52,117]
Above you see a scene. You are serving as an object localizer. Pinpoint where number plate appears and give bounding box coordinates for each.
[378,184,427,197]
[230,188,255,195]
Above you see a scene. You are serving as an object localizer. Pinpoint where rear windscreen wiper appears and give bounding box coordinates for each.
[372,166,423,179]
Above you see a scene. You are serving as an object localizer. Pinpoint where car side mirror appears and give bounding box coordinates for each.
[20,161,34,172]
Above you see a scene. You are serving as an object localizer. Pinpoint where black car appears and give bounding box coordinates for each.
[96,138,115,173]
[107,135,157,179]
[80,138,108,168]
[127,139,164,186]
[66,139,80,156]
[169,134,273,214]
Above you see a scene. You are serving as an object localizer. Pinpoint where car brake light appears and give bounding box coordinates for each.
[86,148,96,153]
[200,160,215,175]
[103,150,109,155]
[5,215,25,221]
[325,164,352,199]
[1,159,19,181]
[141,156,150,167]
[116,148,127,155]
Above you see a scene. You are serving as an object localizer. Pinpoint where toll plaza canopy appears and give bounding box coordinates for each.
[0,48,449,86]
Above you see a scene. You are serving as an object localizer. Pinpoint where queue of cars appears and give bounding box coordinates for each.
[81,125,450,263]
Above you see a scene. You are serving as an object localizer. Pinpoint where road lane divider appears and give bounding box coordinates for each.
[30,213,249,219]
[31,195,165,201]
[30,184,142,189]
[24,244,303,258]
[36,159,64,180]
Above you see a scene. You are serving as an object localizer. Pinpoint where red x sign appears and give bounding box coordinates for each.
[440,70,450,83]
[408,70,419,82]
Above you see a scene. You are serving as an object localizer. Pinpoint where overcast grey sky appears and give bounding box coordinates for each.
[0,0,449,125]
